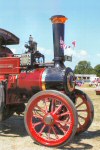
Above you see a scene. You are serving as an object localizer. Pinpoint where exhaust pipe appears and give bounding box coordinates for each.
[50,15,68,68]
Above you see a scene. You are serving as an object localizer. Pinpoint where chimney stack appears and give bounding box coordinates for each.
[50,15,68,67]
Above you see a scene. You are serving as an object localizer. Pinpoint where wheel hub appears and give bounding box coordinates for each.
[44,114,54,125]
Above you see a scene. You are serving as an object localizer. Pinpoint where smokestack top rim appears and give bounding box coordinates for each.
[50,15,68,24]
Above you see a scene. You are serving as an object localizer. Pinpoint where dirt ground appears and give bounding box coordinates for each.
[0,88,100,150]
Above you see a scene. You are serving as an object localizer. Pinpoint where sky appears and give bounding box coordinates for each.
[0,0,100,69]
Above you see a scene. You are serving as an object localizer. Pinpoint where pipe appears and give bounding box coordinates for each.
[50,15,68,68]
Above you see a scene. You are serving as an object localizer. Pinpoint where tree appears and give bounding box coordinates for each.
[94,64,100,77]
[74,61,94,74]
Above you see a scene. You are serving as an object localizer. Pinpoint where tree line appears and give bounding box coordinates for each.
[74,61,100,77]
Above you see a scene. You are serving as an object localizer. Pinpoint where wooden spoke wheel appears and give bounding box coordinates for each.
[0,83,5,121]
[75,89,94,134]
[24,90,78,148]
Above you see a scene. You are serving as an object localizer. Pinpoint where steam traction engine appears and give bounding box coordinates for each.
[0,15,94,147]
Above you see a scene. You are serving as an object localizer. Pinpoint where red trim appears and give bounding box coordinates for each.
[0,75,6,82]
[0,57,20,74]
[6,68,46,104]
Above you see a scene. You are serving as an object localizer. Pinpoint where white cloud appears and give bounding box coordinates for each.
[11,48,16,54]
[96,53,100,57]
[73,50,88,62]
[64,47,75,56]
[79,50,88,57]
[38,47,89,63]
[37,46,53,61]
[64,48,88,58]
[37,46,53,55]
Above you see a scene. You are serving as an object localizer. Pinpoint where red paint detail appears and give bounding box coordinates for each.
[0,57,20,74]
[7,75,17,89]
[6,68,45,105]
[17,68,45,90]
[0,75,6,82]
[25,93,75,147]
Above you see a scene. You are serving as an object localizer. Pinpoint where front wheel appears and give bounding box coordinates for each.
[24,90,78,148]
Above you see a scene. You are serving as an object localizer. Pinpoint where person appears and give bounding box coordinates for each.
[25,35,37,53]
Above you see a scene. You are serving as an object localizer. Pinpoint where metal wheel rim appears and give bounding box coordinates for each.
[25,92,76,147]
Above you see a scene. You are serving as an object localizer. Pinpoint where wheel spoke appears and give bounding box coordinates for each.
[78,121,81,127]
[34,121,42,127]
[56,119,71,126]
[76,101,84,108]
[53,104,63,114]
[33,109,44,117]
[33,113,43,119]
[65,120,71,126]
[44,99,48,113]
[78,114,86,120]
[51,126,59,139]
[36,105,46,114]
[47,127,51,139]
[55,122,67,134]
[77,109,88,112]
[39,124,46,135]
[58,111,70,117]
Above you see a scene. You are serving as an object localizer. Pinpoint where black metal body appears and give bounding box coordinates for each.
[52,23,65,61]
[51,15,66,68]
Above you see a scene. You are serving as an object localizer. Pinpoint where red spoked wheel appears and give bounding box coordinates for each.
[24,90,78,147]
[75,89,94,134]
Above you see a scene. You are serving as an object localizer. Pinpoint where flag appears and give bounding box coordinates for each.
[60,37,67,49]
[72,41,76,47]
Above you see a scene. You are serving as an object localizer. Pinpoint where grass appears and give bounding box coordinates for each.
[80,82,96,88]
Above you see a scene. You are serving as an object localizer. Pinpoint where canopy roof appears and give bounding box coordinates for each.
[0,28,19,45]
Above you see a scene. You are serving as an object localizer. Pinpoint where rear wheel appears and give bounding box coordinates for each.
[0,83,14,121]
[0,83,5,121]
[75,89,94,134]
[24,90,78,148]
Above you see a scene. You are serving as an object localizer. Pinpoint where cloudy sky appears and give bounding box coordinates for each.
[0,0,100,69]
